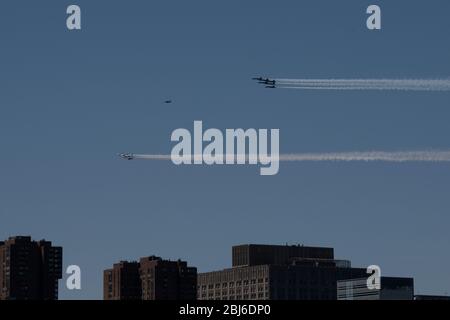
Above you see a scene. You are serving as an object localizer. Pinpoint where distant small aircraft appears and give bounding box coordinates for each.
[118,153,134,160]
[164,100,173,104]
[265,85,276,89]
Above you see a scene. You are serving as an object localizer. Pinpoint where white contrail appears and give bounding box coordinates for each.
[131,151,450,163]
[134,154,172,160]
[273,78,450,91]
[277,151,450,162]
[277,86,396,91]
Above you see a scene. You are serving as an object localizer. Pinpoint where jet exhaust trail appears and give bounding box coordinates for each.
[124,151,450,163]
[253,77,450,91]
[276,79,450,91]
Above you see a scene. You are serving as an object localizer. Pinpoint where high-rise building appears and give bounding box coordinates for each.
[198,244,369,300]
[103,261,141,300]
[0,236,63,300]
[337,277,414,300]
[140,256,197,300]
[103,256,197,300]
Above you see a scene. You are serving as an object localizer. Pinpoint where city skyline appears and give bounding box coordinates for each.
[4,236,447,300]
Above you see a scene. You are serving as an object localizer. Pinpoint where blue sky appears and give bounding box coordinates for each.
[1,0,450,299]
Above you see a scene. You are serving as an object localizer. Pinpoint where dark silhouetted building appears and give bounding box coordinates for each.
[337,277,414,300]
[198,244,367,300]
[232,244,334,267]
[103,261,141,300]
[0,236,63,300]
[103,256,197,300]
[140,256,197,300]
[199,244,420,301]
[415,295,450,300]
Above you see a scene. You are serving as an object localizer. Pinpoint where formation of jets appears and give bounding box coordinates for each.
[118,153,134,160]
[252,77,276,89]
[118,78,276,161]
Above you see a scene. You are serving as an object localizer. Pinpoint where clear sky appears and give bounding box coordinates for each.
[1,0,450,299]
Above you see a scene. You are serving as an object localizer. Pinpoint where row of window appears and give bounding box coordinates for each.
[199,293,269,300]
[199,285,269,295]
[199,278,269,290]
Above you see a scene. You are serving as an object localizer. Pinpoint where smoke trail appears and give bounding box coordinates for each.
[277,151,450,162]
[273,79,450,91]
[134,154,172,160]
[277,86,393,91]
[131,151,450,163]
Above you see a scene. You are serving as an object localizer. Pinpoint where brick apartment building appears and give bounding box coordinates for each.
[104,256,197,300]
[0,236,63,300]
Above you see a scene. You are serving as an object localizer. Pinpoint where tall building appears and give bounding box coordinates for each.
[103,256,197,300]
[0,236,63,300]
[198,244,367,300]
[140,256,197,300]
[337,277,414,300]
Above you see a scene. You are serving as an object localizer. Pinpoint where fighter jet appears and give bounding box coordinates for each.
[118,153,134,160]
[252,77,265,82]
[164,100,173,104]
[264,80,276,85]
[252,77,276,85]
[265,85,276,89]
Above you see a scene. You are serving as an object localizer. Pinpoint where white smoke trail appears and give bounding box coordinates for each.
[134,154,172,160]
[131,151,450,163]
[278,86,395,91]
[273,79,450,91]
[278,151,450,162]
